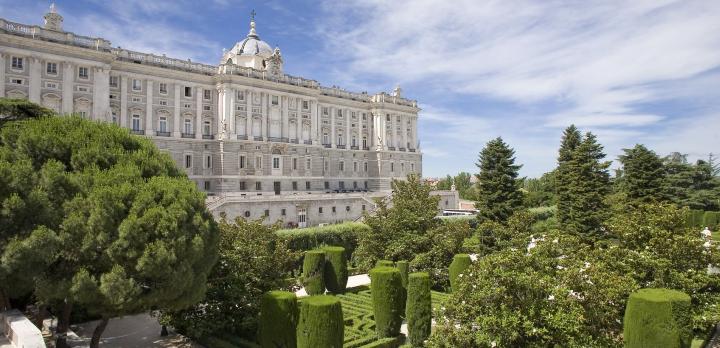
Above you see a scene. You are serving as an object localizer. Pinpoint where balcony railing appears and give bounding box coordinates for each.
[388,147,396,151]
[304,140,313,145]
[0,18,112,51]
[202,134,214,140]
[156,131,171,137]
[237,135,248,140]
[409,148,416,152]
[181,133,195,138]
[363,146,370,150]
[336,145,346,149]
[130,129,145,135]
[323,144,331,148]
[399,147,406,152]
[351,146,359,150]
[290,139,299,144]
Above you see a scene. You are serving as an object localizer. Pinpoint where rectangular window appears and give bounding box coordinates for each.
[203,105,211,111]
[302,100,309,109]
[292,182,298,190]
[353,162,358,172]
[324,181,330,189]
[132,97,141,103]
[184,103,191,109]
[364,162,368,172]
[322,107,329,115]
[132,115,141,131]
[204,181,211,190]
[306,181,311,190]
[184,154,192,169]
[184,119,192,134]
[203,89,211,100]
[332,206,337,213]
[339,182,345,190]
[159,117,167,132]
[46,62,57,75]
[264,209,270,217]
[364,181,368,189]
[271,95,279,105]
[11,78,22,85]
[293,158,298,170]
[132,79,141,91]
[109,76,118,87]
[319,207,323,214]
[272,157,280,169]
[237,90,244,100]
[339,161,344,171]
[256,182,262,191]
[78,67,89,79]
[239,181,246,190]
[203,121,211,135]
[11,56,23,70]
[239,155,246,169]
[391,163,394,172]
[160,100,168,106]
[306,158,311,170]
[184,86,192,97]
[337,109,343,117]
[205,155,212,169]
[159,83,167,94]
[46,82,57,89]
[411,163,415,172]
[281,209,286,216]
[353,181,358,189]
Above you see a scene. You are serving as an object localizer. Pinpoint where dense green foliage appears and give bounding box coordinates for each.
[258,291,298,348]
[297,295,344,348]
[302,250,326,295]
[703,211,720,229]
[0,98,54,125]
[663,153,720,211]
[162,218,297,340]
[474,137,523,224]
[409,219,471,290]
[276,222,367,260]
[396,261,409,288]
[623,288,692,348]
[555,125,582,228]
[435,172,478,200]
[0,113,219,347]
[355,174,440,269]
[448,254,472,293]
[369,267,404,338]
[523,171,556,208]
[618,144,667,204]
[406,272,432,347]
[376,260,395,267]
[323,246,348,294]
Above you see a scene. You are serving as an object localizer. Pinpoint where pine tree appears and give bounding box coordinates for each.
[474,137,523,224]
[565,132,611,239]
[555,125,582,226]
[618,144,666,204]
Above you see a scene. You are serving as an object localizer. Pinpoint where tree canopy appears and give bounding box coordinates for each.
[474,137,523,224]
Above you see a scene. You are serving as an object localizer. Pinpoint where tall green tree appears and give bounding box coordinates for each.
[663,154,720,211]
[564,132,611,239]
[0,113,219,348]
[618,144,666,204]
[474,137,523,224]
[555,125,582,227]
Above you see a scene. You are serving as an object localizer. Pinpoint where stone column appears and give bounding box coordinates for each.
[346,109,352,147]
[0,53,5,98]
[227,87,235,138]
[261,92,268,140]
[245,90,251,139]
[173,84,182,136]
[282,95,289,140]
[296,99,302,143]
[310,101,318,144]
[330,106,336,147]
[216,86,225,137]
[195,86,202,138]
[390,114,397,149]
[145,80,154,135]
[120,75,128,127]
[401,114,408,150]
[92,67,109,121]
[412,116,418,149]
[62,62,74,114]
[28,57,41,104]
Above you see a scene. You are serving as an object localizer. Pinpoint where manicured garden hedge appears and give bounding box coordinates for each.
[302,250,326,295]
[258,291,298,348]
[376,260,395,268]
[449,254,472,293]
[369,266,404,338]
[323,246,348,294]
[406,272,432,346]
[703,211,720,229]
[623,288,692,348]
[276,222,368,258]
[297,295,344,348]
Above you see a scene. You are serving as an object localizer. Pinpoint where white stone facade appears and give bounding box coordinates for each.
[0,7,440,226]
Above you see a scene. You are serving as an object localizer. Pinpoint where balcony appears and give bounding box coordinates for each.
[336,145,346,149]
[323,144,331,148]
[254,136,264,141]
[130,129,144,135]
[156,131,171,137]
[237,135,248,140]
[202,134,214,140]
[290,139,299,144]
[363,146,370,150]
[388,146,396,151]
[181,133,195,138]
[267,137,284,143]
[351,146,360,150]
[304,140,313,145]
[409,148,416,153]
[399,147,406,152]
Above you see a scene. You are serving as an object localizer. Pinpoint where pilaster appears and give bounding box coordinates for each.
[227,87,235,138]
[120,75,127,127]
[261,92,267,140]
[92,67,109,121]
[195,87,202,138]
[171,84,180,137]
[367,112,373,148]
[281,95,289,139]
[145,80,154,135]
[0,53,5,98]
[310,101,318,144]
[330,107,336,147]
[401,114,408,149]
[345,109,351,147]
[28,57,41,103]
[245,90,251,138]
[61,62,73,114]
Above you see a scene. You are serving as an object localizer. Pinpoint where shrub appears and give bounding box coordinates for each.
[296,295,344,348]
[406,272,432,346]
[322,246,348,294]
[376,260,395,267]
[302,250,325,295]
[276,222,367,257]
[703,211,719,229]
[370,266,404,338]
[623,288,692,348]
[258,291,298,348]
[448,254,472,293]
[686,209,705,228]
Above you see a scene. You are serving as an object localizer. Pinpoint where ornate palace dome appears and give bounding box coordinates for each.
[230,18,273,58]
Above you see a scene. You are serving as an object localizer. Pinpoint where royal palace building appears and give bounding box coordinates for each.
[0,5,458,226]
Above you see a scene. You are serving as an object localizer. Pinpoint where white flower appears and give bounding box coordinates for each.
[469,254,478,261]
[491,342,497,347]
[552,238,559,243]
[548,295,555,301]
[556,265,565,270]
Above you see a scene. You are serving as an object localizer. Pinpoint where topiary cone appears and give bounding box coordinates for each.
[396,260,410,318]
[302,250,325,295]
[623,288,692,348]
[296,295,344,348]
[258,291,298,348]
[323,246,348,294]
[370,266,404,338]
[449,254,472,293]
[406,272,432,347]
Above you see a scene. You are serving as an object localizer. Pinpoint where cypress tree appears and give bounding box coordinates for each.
[619,144,666,204]
[474,137,523,224]
[565,132,611,239]
[406,272,432,347]
[556,125,582,227]
[302,250,326,295]
[258,291,298,348]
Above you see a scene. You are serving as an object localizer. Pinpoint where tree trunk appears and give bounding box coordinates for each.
[160,324,168,336]
[35,304,48,331]
[0,288,10,311]
[55,301,73,348]
[90,316,110,348]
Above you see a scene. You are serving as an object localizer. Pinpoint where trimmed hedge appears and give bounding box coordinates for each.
[323,246,348,294]
[376,260,395,268]
[406,272,431,347]
[623,288,692,348]
[369,266,404,338]
[302,250,326,295]
[703,211,719,229]
[258,291,298,348]
[396,261,409,288]
[276,222,368,257]
[297,295,344,348]
[449,254,472,293]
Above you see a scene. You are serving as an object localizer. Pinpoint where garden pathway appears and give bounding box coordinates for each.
[295,274,371,297]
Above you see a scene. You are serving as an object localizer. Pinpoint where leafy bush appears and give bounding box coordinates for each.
[370,267,404,338]
[322,246,348,294]
[624,288,692,348]
[258,291,298,348]
[376,260,395,267]
[406,272,432,346]
[448,254,471,293]
[297,295,344,348]
[410,219,471,290]
[302,250,326,295]
[276,222,367,258]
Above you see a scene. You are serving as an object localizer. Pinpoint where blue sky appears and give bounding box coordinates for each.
[2,0,719,178]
